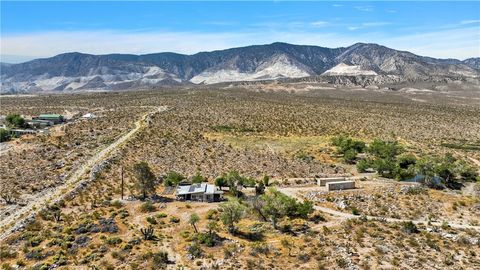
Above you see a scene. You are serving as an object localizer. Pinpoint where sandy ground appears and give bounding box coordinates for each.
[278,181,480,231]
[0,106,169,241]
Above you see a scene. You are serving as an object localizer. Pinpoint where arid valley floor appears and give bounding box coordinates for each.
[1,85,479,270]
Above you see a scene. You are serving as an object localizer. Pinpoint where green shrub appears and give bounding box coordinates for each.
[0,247,17,260]
[140,202,156,213]
[249,242,270,256]
[206,209,218,220]
[356,159,371,173]
[156,213,167,218]
[164,171,185,186]
[1,263,13,270]
[152,251,169,268]
[331,136,366,154]
[0,129,10,143]
[402,221,419,234]
[6,114,26,128]
[106,237,122,246]
[196,232,216,247]
[187,243,203,259]
[179,230,191,239]
[146,216,157,225]
[110,200,124,209]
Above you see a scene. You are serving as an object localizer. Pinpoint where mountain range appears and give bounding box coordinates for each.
[1,42,479,93]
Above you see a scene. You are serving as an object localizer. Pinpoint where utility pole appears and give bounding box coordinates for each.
[121,166,124,200]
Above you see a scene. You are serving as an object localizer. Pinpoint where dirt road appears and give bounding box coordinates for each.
[467,156,480,173]
[278,186,480,231]
[0,106,169,241]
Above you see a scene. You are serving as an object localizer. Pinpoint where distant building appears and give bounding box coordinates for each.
[27,119,54,129]
[82,113,97,119]
[176,183,223,202]
[9,129,38,137]
[35,114,64,124]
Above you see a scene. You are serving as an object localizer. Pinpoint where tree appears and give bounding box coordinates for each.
[255,181,265,195]
[260,188,313,229]
[260,189,287,228]
[295,200,314,219]
[189,213,200,233]
[343,149,358,164]
[261,188,295,228]
[132,162,156,200]
[356,159,371,173]
[262,175,270,187]
[214,177,226,189]
[0,129,10,142]
[397,154,417,169]
[140,226,155,240]
[368,139,403,159]
[206,220,219,237]
[217,171,248,197]
[454,160,478,181]
[163,171,185,186]
[191,172,206,184]
[219,199,245,233]
[436,162,456,188]
[415,157,439,188]
[249,195,268,222]
[393,154,417,180]
[373,158,396,178]
[6,114,26,128]
[331,135,366,154]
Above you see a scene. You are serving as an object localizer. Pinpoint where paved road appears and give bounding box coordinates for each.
[278,186,480,231]
[0,106,169,241]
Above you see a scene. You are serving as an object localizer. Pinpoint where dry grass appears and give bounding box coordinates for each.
[1,88,479,269]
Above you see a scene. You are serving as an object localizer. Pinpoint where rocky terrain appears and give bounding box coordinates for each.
[0,88,479,270]
[1,42,478,93]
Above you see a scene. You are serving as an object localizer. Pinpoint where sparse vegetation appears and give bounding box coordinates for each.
[132,162,156,200]
[1,89,479,269]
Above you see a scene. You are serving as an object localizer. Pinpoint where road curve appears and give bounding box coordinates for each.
[0,106,169,242]
[278,186,480,231]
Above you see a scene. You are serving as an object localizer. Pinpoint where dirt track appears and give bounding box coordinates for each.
[278,185,480,231]
[0,106,169,242]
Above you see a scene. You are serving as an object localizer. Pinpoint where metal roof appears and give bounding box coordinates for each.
[39,114,63,118]
[176,183,223,195]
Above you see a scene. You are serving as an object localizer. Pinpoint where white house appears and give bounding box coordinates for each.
[176,183,223,202]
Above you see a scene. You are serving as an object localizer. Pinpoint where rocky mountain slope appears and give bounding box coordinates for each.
[1,42,478,93]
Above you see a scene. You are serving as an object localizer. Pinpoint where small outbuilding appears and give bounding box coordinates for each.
[317,177,347,186]
[36,114,64,124]
[326,181,356,191]
[27,119,54,129]
[82,113,97,119]
[176,183,223,202]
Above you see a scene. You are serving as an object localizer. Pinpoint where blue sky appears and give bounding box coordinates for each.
[1,1,479,63]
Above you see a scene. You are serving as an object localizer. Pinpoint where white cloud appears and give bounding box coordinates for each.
[310,21,329,27]
[348,22,391,31]
[378,26,480,60]
[460,19,480,25]
[355,6,373,12]
[1,26,478,63]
